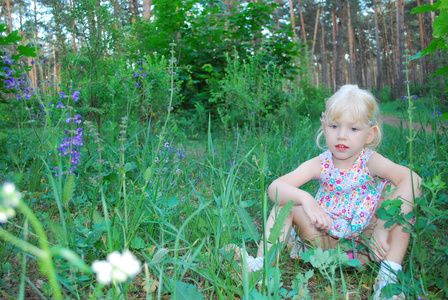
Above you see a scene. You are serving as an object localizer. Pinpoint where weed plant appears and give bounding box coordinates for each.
[0,45,447,299]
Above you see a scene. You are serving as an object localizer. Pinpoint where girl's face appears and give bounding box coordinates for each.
[323,110,377,169]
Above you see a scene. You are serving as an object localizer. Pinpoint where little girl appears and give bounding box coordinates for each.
[243,85,422,299]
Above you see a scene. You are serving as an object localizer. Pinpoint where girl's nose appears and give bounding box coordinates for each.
[337,128,347,139]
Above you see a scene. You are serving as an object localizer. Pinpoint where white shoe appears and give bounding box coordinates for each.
[372,273,405,300]
[287,228,308,259]
[223,244,263,272]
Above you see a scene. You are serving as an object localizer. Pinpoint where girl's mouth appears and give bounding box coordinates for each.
[335,144,349,151]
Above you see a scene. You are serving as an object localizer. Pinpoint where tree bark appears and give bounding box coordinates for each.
[288,0,297,42]
[19,7,24,45]
[395,0,405,98]
[34,0,38,40]
[347,0,354,84]
[379,2,393,90]
[6,0,12,33]
[71,0,77,54]
[374,0,381,101]
[417,0,426,97]
[320,13,327,88]
[331,8,337,90]
[335,0,346,88]
[311,2,321,85]
[143,0,152,20]
[311,2,321,56]
[298,0,307,43]
[130,0,136,23]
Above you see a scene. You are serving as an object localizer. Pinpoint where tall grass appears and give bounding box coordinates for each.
[0,49,447,299]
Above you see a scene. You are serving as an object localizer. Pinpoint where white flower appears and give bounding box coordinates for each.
[0,183,21,223]
[0,207,15,223]
[91,260,113,285]
[1,182,21,207]
[92,249,141,285]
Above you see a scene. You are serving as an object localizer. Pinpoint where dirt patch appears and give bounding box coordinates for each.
[382,114,444,134]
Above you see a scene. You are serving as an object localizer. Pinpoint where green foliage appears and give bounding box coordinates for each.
[0,24,38,102]
[411,0,448,88]
[129,1,300,114]
[210,53,326,131]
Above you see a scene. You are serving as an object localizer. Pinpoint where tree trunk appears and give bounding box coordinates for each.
[288,0,297,42]
[34,0,38,40]
[130,0,136,23]
[19,7,24,45]
[374,0,382,101]
[6,0,12,33]
[347,0,354,84]
[335,0,346,88]
[395,0,405,99]
[331,8,337,90]
[311,3,321,56]
[298,0,306,42]
[379,2,393,90]
[417,0,426,97]
[320,14,327,88]
[143,0,152,20]
[311,2,321,85]
[71,0,77,54]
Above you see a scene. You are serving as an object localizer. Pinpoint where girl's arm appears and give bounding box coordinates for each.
[368,152,422,214]
[268,156,333,231]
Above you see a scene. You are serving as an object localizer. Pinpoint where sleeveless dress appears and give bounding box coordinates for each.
[315,148,388,240]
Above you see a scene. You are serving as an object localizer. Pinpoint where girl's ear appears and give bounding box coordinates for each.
[366,126,378,144]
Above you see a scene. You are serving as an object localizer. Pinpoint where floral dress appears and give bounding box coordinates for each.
[315,148,388,239]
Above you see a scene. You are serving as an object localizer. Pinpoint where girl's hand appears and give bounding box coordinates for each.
[301,197,333,233]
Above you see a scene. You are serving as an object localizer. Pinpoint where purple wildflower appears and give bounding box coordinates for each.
[59,92,65,98]
[413,95,418,99]
[56,101,64,108]
[72,91,80,102]
[74,114,82,124]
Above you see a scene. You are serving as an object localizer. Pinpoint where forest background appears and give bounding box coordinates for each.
[0,0,447,299]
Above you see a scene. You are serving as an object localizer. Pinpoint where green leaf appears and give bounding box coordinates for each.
[17,45,39,57]
[411,4,436,14]
[46,219,65,244]
[0,24,8,33]
[151,248,168,264]
[2,30,22,45]
[236,205,260,242]
[62,175,76,205]
[440,112,448,121]
[347,259,362,267]
[173,280,205,300]
[268,200,294,244]
[432,65,448,77]
[143,166,152,181]
[433,10,448,37]
[85,225,105,248]
[376,208,389,221]
[130,236,146,249]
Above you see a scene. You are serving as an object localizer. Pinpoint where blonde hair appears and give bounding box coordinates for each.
[317,84,382,149]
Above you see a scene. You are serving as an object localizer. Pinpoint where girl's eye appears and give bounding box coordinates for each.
[331,125,338,129]
[351,128,358,132]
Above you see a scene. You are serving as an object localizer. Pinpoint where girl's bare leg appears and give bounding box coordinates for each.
[257,205,338,258]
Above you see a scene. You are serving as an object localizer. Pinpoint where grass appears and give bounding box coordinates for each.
[0,50,447,298]
[1,109,447,299]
